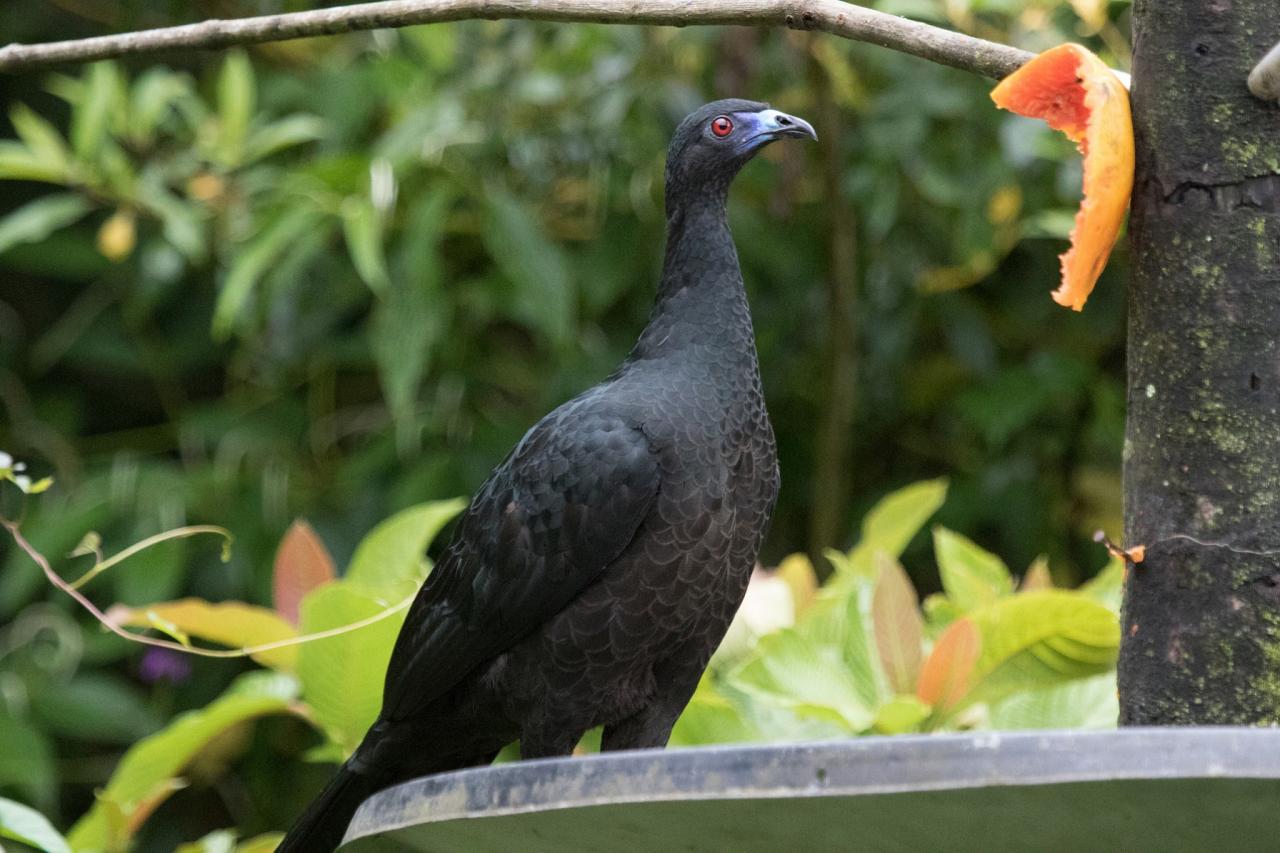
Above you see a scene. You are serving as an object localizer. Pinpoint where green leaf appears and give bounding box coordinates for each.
[216,50,256,166]
[728,626,874,731]
[344,499,466,598]
[213,207,322,338]
[0,194,92,256]
[844,478,948,575]
[67,676,295,850]
[966,590,1120,705]
[483,188,574,347]
[341,195,390,294]
[9,104,70,173]
[243,114,326,164]
[0,141,66,182]
[933,526,1014,612]
[295,583,408,753]
[669,683,759,747]
[987,673,1118,730]
[71,62,122,161]
[872,695,932,734]
[128,68,194,144]
[1081,557,1124,613]
[795,575,884,709]
[372,190,449,447]
[0,796,70,853]
[0,713,56,811]
[28,672,161,744]
[133,178,206,261]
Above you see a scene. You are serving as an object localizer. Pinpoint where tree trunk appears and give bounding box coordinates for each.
[1119,0,1280,724]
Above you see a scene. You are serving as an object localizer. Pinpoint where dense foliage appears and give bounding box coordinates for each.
[0,0,1132,848]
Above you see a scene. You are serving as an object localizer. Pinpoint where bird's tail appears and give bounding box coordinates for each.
[275,761,375,853]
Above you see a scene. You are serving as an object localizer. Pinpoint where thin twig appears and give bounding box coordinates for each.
[3,519,414,659]
[0,0,1034,80]
[1248,40,1280,102]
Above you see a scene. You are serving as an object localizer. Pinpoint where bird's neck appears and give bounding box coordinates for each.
[628,194,757,365]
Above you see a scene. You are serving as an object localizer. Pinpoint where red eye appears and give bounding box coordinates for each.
[711,115,734,137]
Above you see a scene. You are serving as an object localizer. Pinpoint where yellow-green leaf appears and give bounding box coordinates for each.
[843,478,948,576]
[295,583,407,754]
[933,526,1014,612]
[873,695,933,734]
[113,598,299,670]
[344,499,465,599]
[67,675,296,850]
[966,590,1120,704]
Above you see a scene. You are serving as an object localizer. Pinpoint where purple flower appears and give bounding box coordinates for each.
[139,647,193,684]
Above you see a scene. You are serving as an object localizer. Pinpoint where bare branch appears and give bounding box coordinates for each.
[1248,40,1280,102]
[0,0,1033,79]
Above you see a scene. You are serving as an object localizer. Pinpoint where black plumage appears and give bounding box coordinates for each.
[279,99,815,851]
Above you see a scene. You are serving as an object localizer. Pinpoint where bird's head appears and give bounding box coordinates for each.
[665,99,817,211]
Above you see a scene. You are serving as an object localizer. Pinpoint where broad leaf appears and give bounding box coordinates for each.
[844,478,948,575]
[28,672,161,743]
[1081,557,1124,613]
[795,576,884,709]
[871,555,924,694]
[966,590,1119,704]
[344,499,465,598]
[916,617,981,712]
[67,674,297,850]
[273,520,337,626]
[728,627,874,731]
[0,713,55,811]
[933,526,1014,612]
[295,583,407,754]
[872,695,933,734]
[987,672,1118,730]
[0,796,70,853]
[110,598,299,670]
[670,683,760,747]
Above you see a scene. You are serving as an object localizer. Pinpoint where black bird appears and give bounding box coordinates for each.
[279,99,816,851]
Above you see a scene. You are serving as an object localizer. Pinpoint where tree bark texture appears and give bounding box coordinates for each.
[1120,0,1280,724]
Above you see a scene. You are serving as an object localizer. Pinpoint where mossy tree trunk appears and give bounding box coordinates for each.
[1119,0,1280,723]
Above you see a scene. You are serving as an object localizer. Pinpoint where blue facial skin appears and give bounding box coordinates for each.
[727,108,818,156]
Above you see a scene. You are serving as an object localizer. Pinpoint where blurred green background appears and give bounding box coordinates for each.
[0,0,1131,848]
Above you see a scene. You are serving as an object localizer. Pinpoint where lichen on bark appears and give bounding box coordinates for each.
[1120,0,1280,724]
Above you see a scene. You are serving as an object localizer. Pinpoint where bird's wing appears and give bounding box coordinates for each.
[378,400,660,722]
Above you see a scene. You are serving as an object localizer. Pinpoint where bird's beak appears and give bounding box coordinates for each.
[756,109,818,142]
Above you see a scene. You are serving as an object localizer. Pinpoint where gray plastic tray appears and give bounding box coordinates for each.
[342,728,1280,852]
